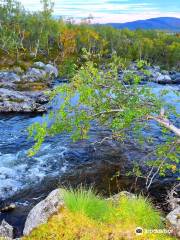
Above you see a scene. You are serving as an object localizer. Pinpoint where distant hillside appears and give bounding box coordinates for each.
[106,17,180,32]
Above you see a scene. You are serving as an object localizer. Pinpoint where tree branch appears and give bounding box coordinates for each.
[147,115,180,137]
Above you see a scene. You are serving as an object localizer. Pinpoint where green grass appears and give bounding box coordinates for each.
[115,195,164,229]
[63,188,164,229]
[63,187,113,222]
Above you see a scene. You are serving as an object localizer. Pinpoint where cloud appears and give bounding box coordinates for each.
[19,0,180,23]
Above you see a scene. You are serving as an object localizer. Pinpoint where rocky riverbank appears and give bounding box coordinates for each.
[0,188,179,239]
[0,62,179,239]
[117,62,180,84]
[0,62,58,113]
[0,61,180,113]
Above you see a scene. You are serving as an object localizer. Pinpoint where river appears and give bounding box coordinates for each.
[0,82,179,236]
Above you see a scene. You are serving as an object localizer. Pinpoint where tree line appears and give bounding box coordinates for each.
[0,0,180,72]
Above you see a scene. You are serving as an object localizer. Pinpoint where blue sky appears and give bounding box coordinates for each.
[20,0,180,23]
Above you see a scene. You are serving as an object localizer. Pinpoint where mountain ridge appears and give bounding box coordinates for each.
[105,17,180,31]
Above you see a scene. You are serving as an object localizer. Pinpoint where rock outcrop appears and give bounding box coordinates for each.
[0,62,58,112]
[0,220,13,240]
[0,88,49,112]
[23,189,136,236]
[166,206,180,238]
[23,189,64,236]
[118,63,180,85]
[21,188,180,238]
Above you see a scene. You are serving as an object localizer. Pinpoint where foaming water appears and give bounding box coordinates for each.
[0,113,69,200]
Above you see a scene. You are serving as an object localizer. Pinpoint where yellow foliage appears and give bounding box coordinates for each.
[60,28,78,59]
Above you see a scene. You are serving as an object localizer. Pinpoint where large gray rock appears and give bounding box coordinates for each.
[108,191,136,203]
[22,68,47,82]
[0,62,56,112]
[0,72,21,83]
[0,72,21,89]
[44,64,58,78]
[166,207,180,238]
[171,72,180,84]
[23,189,64,236]
[161,70,169,75]
[0,88,48,112]
[33,62,58,78]
[0,220,13,240]
[153,65,161,72]
[154,73,172,84]
[33,62,46,69]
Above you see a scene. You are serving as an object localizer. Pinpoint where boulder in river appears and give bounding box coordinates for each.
[118,62,180,85]
[33,62,58,78]
[170,72,180,84]
[22,68,47,83]
[0,88,48,112]
[166,206,180,238]
[23,189,64,236]
[155,74,172,84]
[0,61,58,112]
[44,64,58,78]
[0,220,13,240]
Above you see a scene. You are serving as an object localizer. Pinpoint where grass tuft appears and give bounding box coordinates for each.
[63,187,113,222]
[115,195,164,229]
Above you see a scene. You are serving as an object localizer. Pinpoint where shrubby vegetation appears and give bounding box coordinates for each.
[23,189,175,240]
[0,0,179,71]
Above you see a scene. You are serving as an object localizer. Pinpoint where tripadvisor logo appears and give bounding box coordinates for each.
[135,227,143,235]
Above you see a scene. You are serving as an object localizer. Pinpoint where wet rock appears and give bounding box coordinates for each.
[0,220,13,240]
[23,189,64,236]
[0,60,55,112]
[118,63,179,85]
[155,74,172,84]
[0,72,21,89]
[0,203,16,213]
[166,207,180,238]
[171,72,180,84]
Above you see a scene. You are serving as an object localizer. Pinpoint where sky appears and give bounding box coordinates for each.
[20,0,180,23]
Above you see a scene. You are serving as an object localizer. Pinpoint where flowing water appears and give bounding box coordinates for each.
[0,83,179,236]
